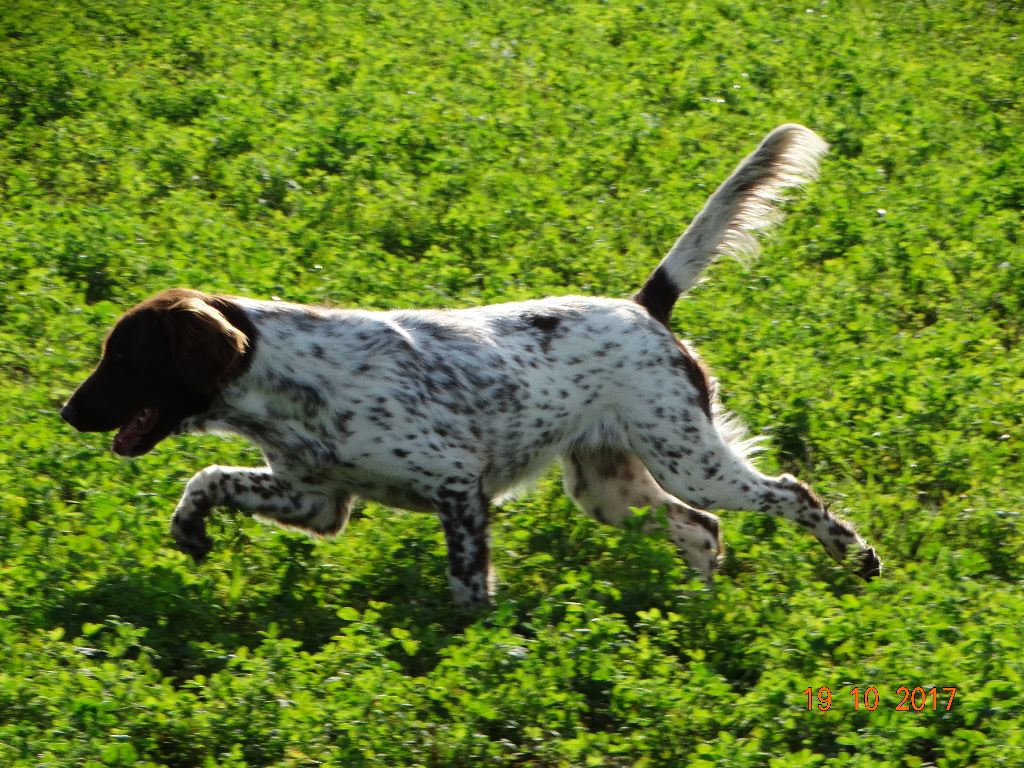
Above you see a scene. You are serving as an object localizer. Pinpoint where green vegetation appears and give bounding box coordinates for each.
[2,0,1022,764]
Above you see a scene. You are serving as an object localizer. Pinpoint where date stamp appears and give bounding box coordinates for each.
[804,686,957,712]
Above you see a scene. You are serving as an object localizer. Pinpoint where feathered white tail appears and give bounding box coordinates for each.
[634,125,828,324]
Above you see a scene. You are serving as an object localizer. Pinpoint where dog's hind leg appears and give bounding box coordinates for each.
[623,409,881,580]
[561,448,723,585]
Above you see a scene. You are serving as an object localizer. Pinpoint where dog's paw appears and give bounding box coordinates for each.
[854,546,882,580]
[665,505,722,588]
[170,511,213,563]
[448,571,494,610]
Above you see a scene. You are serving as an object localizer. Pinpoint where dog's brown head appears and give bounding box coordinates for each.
[61,289,255,457]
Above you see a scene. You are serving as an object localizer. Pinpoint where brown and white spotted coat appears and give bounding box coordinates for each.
[61,125,881,607]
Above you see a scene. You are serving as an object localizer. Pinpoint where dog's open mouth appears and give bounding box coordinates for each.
[112,408,160,457]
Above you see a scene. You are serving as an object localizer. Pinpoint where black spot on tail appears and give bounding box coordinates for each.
[633,265,679,327]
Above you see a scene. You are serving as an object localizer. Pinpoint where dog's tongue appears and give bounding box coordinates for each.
[112,408,159,456]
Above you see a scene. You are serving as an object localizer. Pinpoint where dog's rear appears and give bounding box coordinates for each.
[562,124,881,589]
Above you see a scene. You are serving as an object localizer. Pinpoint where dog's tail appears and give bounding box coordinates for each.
[633,124,828,325]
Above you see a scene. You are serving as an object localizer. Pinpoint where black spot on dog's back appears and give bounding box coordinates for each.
[526,314,561,333]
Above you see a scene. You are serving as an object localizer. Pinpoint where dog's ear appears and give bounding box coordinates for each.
[161,293,249,395]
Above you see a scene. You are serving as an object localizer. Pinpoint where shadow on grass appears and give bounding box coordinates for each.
[42,557,344,682]
[41,527,485,683]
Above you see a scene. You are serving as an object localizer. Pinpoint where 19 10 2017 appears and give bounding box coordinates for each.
[804,686,957,711]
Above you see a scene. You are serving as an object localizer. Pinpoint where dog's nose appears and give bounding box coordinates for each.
[60,402,78,425]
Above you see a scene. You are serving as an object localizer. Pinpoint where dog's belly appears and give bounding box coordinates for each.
[346,477,435,512]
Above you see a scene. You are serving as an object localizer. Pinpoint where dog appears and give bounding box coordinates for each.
[61,124,881,606]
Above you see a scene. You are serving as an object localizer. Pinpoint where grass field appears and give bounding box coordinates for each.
[2,0,1023,765]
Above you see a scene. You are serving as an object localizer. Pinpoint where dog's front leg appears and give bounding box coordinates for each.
[170,465,350,561]
[434,483,493,608]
